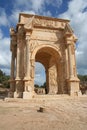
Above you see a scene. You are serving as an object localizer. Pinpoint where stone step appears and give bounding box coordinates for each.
[5,94,70,102]
[34,94,69,99]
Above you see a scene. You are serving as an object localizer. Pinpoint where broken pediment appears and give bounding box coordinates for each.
[24,16,35,30]
[19,13,70,30]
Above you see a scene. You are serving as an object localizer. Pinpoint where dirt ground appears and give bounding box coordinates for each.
[0,96,87,130]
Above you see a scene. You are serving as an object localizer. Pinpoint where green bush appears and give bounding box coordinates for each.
[0,69,10,88]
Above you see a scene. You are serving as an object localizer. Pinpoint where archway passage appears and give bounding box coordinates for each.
[35,47,61,94]
[9,13,80,98]
[34,62,46,94]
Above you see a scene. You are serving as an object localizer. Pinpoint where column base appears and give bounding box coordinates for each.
[48,88,58,94]
[14,91,23,98]
[23,91,35,99]
[68,77,82,96]
[70,90,82,96]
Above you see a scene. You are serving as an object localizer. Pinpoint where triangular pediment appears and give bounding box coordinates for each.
[64,23,73,34]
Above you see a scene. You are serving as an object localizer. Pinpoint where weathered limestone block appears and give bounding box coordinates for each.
[23,86,35,99]
[9,13,81,99]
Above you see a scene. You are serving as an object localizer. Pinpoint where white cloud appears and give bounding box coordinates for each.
[0,8,9,26]
[46,0,62,7]
[35,62,45,74]
[59,0,87,75]
[0,29,3,39]
[14,0,30,6]
[9,9,21,24]
[22,10,35,15]
[14,0,62,15]
[1,0,87,77]
[14,0,44,13]
[34,62,46,85]
[31,0,44,12]
[42,10,52,16]
[9,9,35,25]
[0,34,11,75]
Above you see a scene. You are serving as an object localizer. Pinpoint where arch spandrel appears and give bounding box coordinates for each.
[30,43,62,60]
[9,13,81,99]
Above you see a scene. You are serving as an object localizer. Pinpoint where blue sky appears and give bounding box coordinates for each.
[0,0,87,85]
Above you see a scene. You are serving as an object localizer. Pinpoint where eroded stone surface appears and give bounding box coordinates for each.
[9,13,81,99]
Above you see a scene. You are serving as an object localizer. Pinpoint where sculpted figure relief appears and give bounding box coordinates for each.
[30,40,39,52]
[49,65,58,94]
[9,13,80,99]
[71,44,75,54]
[34,18,65,29]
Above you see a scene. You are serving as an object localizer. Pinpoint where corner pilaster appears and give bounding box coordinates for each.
[65,34,81,96]
[9,28,17,97]
[23,32,35,99]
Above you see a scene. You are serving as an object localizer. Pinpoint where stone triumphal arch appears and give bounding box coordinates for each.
[9,13,81,99]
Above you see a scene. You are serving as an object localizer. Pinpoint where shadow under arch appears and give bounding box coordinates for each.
[31,44,61,60]
[31,44,63,94]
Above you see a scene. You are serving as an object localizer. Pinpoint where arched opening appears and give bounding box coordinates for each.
[34,46,61,95]
[34,62,46,94]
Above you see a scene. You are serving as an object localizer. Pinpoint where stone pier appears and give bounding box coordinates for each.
[9,13,81,99]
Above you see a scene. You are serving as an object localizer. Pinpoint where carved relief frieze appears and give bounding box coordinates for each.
[49,65,58,94]
[49,71,56,86]
[30,66,34,78]
[31,29,63,42]
[29,59,35,78]
[17,39,23,50]
[30,40,39,52]
[30,67,34,78]
[30,59,35,67]
[33,18,66,29]
[9,13,80,98]
[34,28,60,33]
[73,65,76,76]
[71,44,75,54]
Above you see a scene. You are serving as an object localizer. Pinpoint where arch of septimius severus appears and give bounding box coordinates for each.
[9,13,81,99]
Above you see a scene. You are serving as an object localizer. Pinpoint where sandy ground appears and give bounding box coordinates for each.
[0,96,87,130]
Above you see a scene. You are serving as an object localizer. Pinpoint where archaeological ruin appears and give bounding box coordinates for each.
[9,13,81,99]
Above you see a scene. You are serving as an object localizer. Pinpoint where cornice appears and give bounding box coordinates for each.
[19,13,70,23]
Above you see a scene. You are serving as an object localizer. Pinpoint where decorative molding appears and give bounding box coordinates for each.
[33,18,66,29]
[30,40,39,52]
[23,16,66,30]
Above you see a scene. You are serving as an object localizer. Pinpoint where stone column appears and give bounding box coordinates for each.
[8,49,16,97]
[25,35,30,79]
[10,52,15,79]
[16,42,20,80]
[65,47,69,79]
[67,42,74,78]
[48,64,58,94]
[14,40,22,98]
[66,35,81,96]
[9,28,17,98]
[23,34,35,99]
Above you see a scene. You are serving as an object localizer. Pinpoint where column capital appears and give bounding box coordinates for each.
[25,32,32,41]
[10,27,16,37]
[65,34,78,45]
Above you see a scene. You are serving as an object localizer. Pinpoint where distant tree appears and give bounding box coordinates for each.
[43,82,46,87]
[78,75,87,82]
[40,82,46,88]
[0,69,10,88]
[34,84,40,88]
[78,74,87,94]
